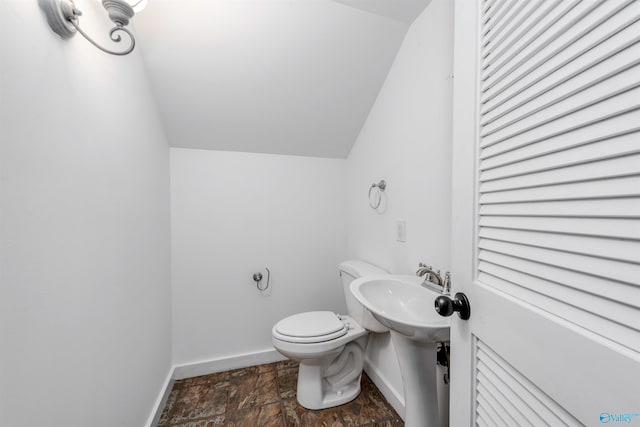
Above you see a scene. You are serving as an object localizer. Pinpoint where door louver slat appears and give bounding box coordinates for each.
[482,17,640,123]
[482,1,637,103]
[475,340,582,426]
[481,0,548,62]
[478,0,640,368]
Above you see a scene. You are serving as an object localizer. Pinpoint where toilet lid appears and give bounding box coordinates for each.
[274,311,347,343]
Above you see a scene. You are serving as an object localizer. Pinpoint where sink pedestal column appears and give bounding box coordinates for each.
[390,331,440,427]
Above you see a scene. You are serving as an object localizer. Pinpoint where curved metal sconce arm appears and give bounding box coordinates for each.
[42,0,137,56]
[68,19,135,56]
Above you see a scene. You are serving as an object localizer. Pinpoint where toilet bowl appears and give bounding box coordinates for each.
[272,260,388,410]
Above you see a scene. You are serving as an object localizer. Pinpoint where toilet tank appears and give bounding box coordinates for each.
[339,260,389,333]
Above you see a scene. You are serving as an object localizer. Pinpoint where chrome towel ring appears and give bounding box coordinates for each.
[369,180,387,209]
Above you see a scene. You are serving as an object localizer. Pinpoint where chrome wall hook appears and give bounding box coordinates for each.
[252,267,271,291]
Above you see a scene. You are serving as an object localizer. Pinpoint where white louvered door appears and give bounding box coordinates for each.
[450,1,640,426]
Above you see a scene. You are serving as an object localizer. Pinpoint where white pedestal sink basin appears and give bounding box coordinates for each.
[350,275,450,427]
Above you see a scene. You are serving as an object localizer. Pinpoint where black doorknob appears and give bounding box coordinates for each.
[434,292,470,320]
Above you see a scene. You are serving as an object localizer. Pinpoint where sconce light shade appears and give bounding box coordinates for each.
[42,0,139,56]
[102,0,134,26]
[126,0,148,13]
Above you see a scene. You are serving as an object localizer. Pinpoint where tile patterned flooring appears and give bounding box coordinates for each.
[158,360,404,427]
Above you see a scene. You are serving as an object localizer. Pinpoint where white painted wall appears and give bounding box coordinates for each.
[0,0,452,422]
[345,0,454,411]
[0,1,172,426]
[170,148,347,365]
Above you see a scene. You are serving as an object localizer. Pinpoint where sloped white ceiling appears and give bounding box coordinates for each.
[333,0,432,23]
[135,0,429,158]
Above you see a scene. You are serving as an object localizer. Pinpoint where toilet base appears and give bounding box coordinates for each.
[295,334,369,410]
[297,363,363,409]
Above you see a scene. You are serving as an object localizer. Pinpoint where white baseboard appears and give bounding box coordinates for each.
[145,368,175,427]
[173,348,286,380]
[364,360,405,421]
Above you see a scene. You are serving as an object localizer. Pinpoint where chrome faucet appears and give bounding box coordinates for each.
[442,272,451,295]
[416,263,442,285]
[416,263,451,295]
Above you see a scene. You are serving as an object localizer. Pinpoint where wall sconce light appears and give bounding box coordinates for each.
[42,0,146,56]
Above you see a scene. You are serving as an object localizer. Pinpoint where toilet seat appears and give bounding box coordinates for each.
[273,311,348,344]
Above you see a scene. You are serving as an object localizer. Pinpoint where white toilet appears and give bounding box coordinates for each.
[271,260,388,410]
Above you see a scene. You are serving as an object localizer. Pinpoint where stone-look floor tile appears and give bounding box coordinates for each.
[229,370,280,410]
[258,362,279,373]
[170,384,229,424]
[282,398,345,427]
[230,363,276,380]
[173,379,187,390]
[276,367,298,399]
[360,379,396,416]
[204,371,232,389]
[337,387,397,427]
[361,373,374,387]
[178,371,232,390]
[359,375,402,425]
[159,362,402,427]
[158,387,181,427]
[276,359,299,370]
[361,420,404,427]
[226,402,284,427]
[171,415,225,427]
[176,376,208,388]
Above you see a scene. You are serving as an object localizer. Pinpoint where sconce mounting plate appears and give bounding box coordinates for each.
[42,0,78,39]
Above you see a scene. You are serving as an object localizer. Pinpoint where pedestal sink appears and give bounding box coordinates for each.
[350,275,450,427]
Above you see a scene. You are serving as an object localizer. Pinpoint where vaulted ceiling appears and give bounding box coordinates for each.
[134,0,431,158]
